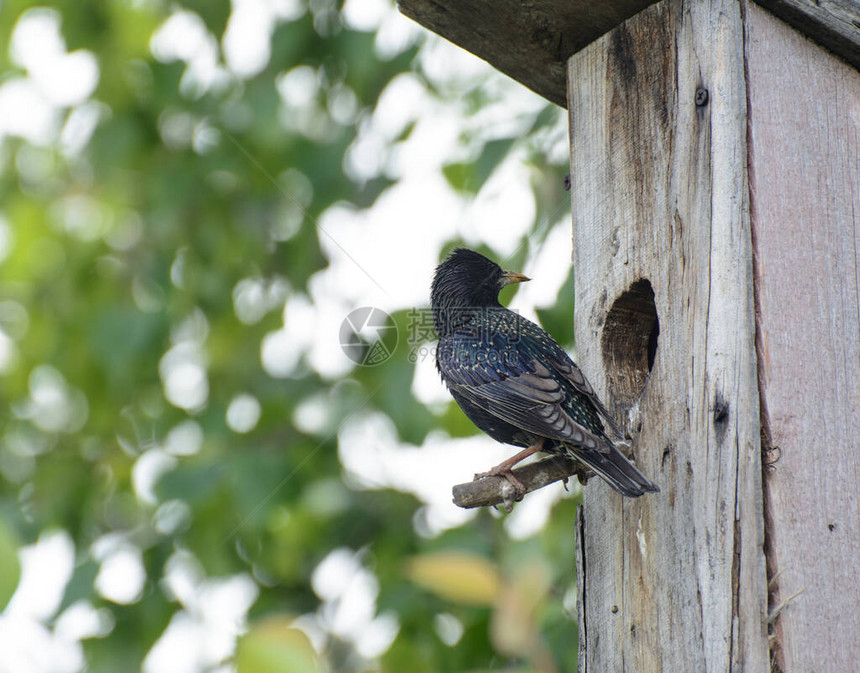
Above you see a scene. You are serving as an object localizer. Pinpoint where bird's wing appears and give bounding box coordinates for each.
[438,341,611,454]
[508,314,625,439]
[543,351,624,439]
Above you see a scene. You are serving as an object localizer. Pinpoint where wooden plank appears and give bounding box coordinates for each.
[567,1,769,670]
[397,0,860,109]
[397,0,660,107]
[752,0,860,72]
[745,5,860,672]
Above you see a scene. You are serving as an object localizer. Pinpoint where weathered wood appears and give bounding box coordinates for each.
[397,0,659,107]
[753,0,860,72]
[397,0,860,108]
[568,1,769,670]
[746,5,860,672]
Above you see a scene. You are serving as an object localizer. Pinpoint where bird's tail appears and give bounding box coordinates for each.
[566,443,660,497]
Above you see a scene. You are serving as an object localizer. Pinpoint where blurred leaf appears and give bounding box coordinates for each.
[441,161,471,193]
[535,266,576,349]
[407,551,500,607]
[491,559,552,656]
[436,401,482,438]
[528,105,562,133]
[461,670,532,673]
[442,138,516,194]
[237,617,320,673]
[0,516,20,611]
[476,138,516,186]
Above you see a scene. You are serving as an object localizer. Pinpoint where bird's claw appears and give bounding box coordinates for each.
[473,467,527,500]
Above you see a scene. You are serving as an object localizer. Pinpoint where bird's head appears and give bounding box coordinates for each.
[430,248,530,332]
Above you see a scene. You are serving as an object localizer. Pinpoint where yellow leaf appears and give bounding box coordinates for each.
[406,551,500,606]
[236,616,319,673]
[490,559,551,656]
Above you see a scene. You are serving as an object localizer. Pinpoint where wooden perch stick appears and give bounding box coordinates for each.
[452,455,588,511]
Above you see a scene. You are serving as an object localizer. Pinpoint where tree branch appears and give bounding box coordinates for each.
[451,456,588,511]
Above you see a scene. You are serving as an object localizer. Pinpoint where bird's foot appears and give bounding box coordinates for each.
[473,466,526,499]
[471,439,544,501]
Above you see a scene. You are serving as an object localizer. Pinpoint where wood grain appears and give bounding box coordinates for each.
[567,1,769,670]
[753,0,860,72]
[746,5,860,672]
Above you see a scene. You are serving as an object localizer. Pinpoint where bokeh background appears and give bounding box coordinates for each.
[0,1,583,671]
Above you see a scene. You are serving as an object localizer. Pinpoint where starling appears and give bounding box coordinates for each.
[431,248,659,498]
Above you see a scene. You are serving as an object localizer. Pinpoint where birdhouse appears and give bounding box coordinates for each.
[398,1,860,671]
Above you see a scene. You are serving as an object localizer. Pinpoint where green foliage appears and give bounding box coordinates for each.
[442,138,516,194]
[0,1,577,672]
[536,267,576,349]
[0,516,20,611]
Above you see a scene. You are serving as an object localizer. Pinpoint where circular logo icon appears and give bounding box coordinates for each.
[340,307,398,366]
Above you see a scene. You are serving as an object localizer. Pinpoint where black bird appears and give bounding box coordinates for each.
[431,248,659,498]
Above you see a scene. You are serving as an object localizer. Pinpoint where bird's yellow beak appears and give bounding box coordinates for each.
[500,270,531,286]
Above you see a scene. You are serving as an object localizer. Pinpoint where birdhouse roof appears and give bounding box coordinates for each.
[398,0,860,107]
